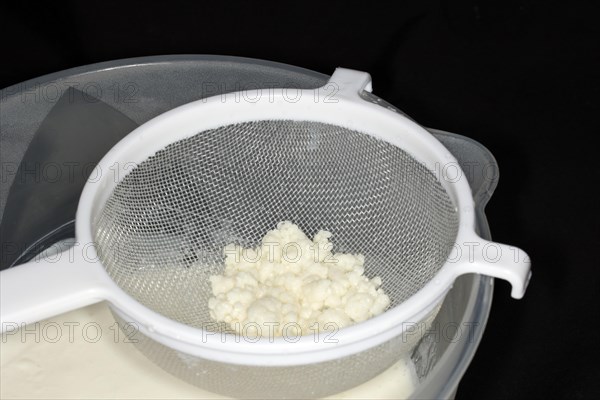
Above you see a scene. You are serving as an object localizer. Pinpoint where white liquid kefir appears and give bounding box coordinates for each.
[1,303,417,399]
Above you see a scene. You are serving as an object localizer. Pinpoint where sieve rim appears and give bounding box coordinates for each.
[69,68,529,366]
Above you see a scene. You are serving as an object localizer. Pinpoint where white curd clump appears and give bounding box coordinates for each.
[208,221,390,337]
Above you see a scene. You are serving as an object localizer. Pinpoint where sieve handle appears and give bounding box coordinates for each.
[454,238,532,299]
[0,248,108,333]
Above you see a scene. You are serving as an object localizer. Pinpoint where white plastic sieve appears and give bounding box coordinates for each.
[0,68,531,398]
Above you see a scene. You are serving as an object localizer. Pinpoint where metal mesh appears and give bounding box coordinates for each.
[94,120,459,329]
[94,120,459,397]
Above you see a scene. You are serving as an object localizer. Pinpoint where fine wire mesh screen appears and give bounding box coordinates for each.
[94,120,459,329]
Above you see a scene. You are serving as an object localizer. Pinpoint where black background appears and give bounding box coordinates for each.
[1,1,599,399]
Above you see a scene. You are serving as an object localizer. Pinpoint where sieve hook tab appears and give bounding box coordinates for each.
[327,68,373,99]
[453,237,532,299]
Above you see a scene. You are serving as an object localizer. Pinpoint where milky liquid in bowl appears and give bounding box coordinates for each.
[0,302,417,399]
